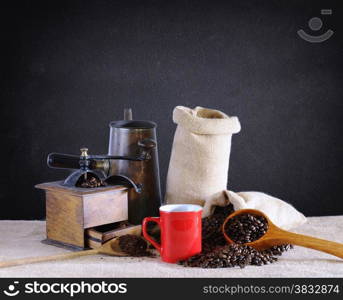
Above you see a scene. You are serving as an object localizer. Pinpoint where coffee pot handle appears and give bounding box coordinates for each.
[138,139,156,160]
[142,217,161,253]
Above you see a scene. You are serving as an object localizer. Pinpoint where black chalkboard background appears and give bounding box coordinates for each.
[1,0,342,219]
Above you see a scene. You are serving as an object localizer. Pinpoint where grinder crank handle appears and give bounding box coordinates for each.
[90,140,156,161]
[47,139,156,170]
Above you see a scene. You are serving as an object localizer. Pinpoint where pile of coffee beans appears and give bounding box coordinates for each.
[263,244,293,256]
[77,175,107,188]
[118,234,153,257]
[180,244,282,268]
[224,213,268,244]
[179,204,293,269]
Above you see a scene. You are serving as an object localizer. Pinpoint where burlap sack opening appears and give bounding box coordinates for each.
[203,190,306,230]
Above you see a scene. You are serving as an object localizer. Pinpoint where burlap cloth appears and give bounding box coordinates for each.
[0,216,342,278]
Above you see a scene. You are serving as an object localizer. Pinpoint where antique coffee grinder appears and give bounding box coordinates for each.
[36,109,162,249]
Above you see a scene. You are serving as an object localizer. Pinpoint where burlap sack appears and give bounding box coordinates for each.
[165,106,307,229]
[165,106,241,208]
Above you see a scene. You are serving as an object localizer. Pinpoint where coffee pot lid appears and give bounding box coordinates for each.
[109,108,156,129]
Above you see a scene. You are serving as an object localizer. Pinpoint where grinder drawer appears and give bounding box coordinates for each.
[85,222,142,248]
[83,189,128,228]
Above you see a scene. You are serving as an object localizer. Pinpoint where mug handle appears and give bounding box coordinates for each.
[142,217,161,253]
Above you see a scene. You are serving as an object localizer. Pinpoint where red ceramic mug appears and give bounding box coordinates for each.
[142,204,202,263]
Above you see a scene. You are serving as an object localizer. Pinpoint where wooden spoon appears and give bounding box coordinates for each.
[0,237,127,268]
[222,209,343,259]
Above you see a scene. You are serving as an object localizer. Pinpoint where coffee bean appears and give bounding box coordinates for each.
[76,175,107,188]
[179,204,293,269]
[224,213,269,244]
[118,234,153,257]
